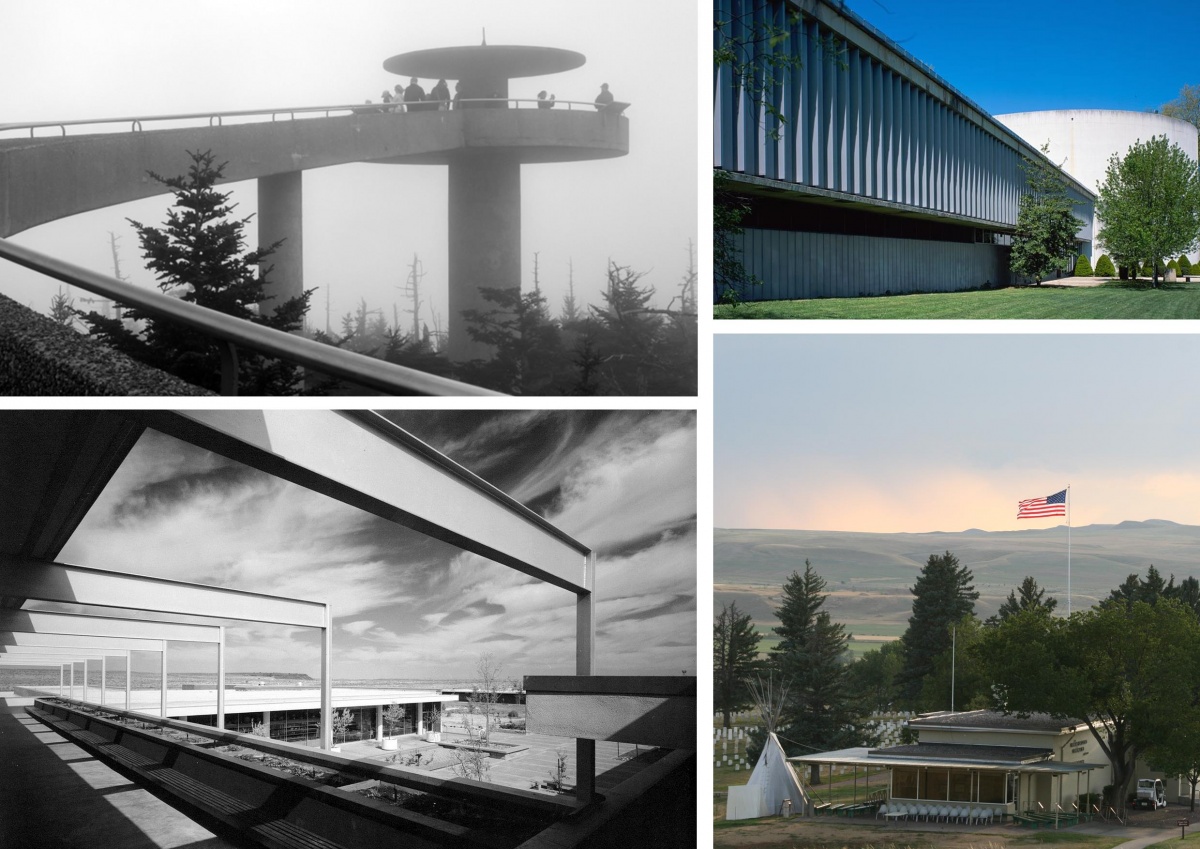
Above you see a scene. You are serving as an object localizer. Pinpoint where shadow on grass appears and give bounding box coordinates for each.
[1099,279,1193,291]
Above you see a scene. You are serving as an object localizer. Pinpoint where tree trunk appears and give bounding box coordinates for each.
[722,707,731,728]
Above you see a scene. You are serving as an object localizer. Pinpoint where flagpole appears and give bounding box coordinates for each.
[1067,484,1072,616]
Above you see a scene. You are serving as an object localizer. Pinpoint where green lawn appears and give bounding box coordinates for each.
[713,281,1200,319]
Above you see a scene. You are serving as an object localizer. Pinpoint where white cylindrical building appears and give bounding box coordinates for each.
[996,109,1200,265]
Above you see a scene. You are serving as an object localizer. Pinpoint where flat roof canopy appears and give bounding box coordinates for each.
[384,45,585,80]
[791,747,1106,775]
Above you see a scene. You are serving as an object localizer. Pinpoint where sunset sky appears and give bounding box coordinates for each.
[715,333,1200,534]
[53,411,697,680]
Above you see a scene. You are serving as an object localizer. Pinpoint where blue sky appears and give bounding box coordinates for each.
[54,411,697,679]
[846,0,1200,116]
[715,334,1200,534]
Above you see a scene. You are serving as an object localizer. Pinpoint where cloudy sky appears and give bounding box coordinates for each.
[0,0,697,332]
[715,333,1200,534]
[54,411,696,680]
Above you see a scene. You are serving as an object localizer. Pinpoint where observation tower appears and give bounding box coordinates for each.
[380,41,630,361]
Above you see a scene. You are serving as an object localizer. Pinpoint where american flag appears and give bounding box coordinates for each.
[1017,489,1067,519]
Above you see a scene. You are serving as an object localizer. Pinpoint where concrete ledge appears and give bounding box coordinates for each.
[524,677,696,750]
[0,292,212,395]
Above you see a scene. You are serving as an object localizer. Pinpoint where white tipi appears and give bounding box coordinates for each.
[726,731,811,819]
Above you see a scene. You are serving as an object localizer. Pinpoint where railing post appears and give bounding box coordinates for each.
[219,341,239,395]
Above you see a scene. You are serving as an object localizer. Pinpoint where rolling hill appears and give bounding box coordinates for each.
[715,520,1200,640]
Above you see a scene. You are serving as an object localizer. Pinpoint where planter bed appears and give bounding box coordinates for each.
[437,739,529,759]
[28,698,568,849]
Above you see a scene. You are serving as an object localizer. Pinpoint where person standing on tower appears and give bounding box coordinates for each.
[404,77,427,111]
[594,83,614,109]
[430,78,451,109]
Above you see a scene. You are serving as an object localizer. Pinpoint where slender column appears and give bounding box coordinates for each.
[70,660,75,700]
[59,663,64,697]
[101,656,106,707]
[575,550,597,805]
[83,658,89,702]
[262,710,271,737]
[417,702,425,736]
[446,152,521,362]
[160,642,168,717]
[376,705,384,742]
[216,626,226,730]
[125,651,131,710]
[257,171,304,317]
[320,604,332,750]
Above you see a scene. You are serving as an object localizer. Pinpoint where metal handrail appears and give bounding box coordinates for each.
[0,237,502,396]
[0,99,628,138]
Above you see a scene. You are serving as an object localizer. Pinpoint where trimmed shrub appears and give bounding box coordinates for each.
[1095,254,1116,277]
[1168,259,1181,273]
[1141,261,1154,277]
[1073,255,1093,276]
[1181,256,1193,274]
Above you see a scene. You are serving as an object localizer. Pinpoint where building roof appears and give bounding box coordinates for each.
[908,710,1087,734]
[790,746,1106,774]
[868,743,1052,765]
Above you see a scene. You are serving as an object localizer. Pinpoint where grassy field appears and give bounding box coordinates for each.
[713,281,1200,319]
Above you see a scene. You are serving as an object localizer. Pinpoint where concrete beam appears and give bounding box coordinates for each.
[135,410,592,593]
[525,676,697,751]
[0,557,326,627]
[0,609,220,643]
[0,110,628,238]
[0,632,165,652]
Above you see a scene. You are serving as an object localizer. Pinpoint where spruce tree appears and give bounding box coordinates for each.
[78,149,313,394]
[714,602,761,728]
[989,576,1058,625]
[897,551,979,707]
[769,560,868,754]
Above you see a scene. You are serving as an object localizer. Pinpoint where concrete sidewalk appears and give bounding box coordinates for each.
[0,697,236,849]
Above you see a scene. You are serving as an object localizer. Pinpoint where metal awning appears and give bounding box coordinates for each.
[790,747,1106,775]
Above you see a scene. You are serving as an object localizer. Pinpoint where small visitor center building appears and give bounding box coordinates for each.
[792,710,1109,817]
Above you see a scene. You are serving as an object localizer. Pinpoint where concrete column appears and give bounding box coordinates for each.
[125,651,131,711]
[262,710,271,738]
[70,661,75,700]
[101,656,106,708]
[376,705,384,742]
[575,550,597,804]
[446,152,521,362]
[82,658,89,702]
[417,702,425,736]
[257,171,303,318]
[59,664,64,698]
[160,642,168,718]
[320,604,332,750]
[217,626,225,731]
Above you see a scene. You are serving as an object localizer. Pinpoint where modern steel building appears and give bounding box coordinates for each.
[996,109,1200,264]
[714,0,1095,300]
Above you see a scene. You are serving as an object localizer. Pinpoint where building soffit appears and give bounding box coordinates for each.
[133,409,593,595]
[0,609,219,643]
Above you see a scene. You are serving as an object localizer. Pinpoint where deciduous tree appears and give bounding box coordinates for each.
[1096,135,1200,287]
[979,600,1200,809]
[1161,84,1200,130]
[1010,144,1081,284]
